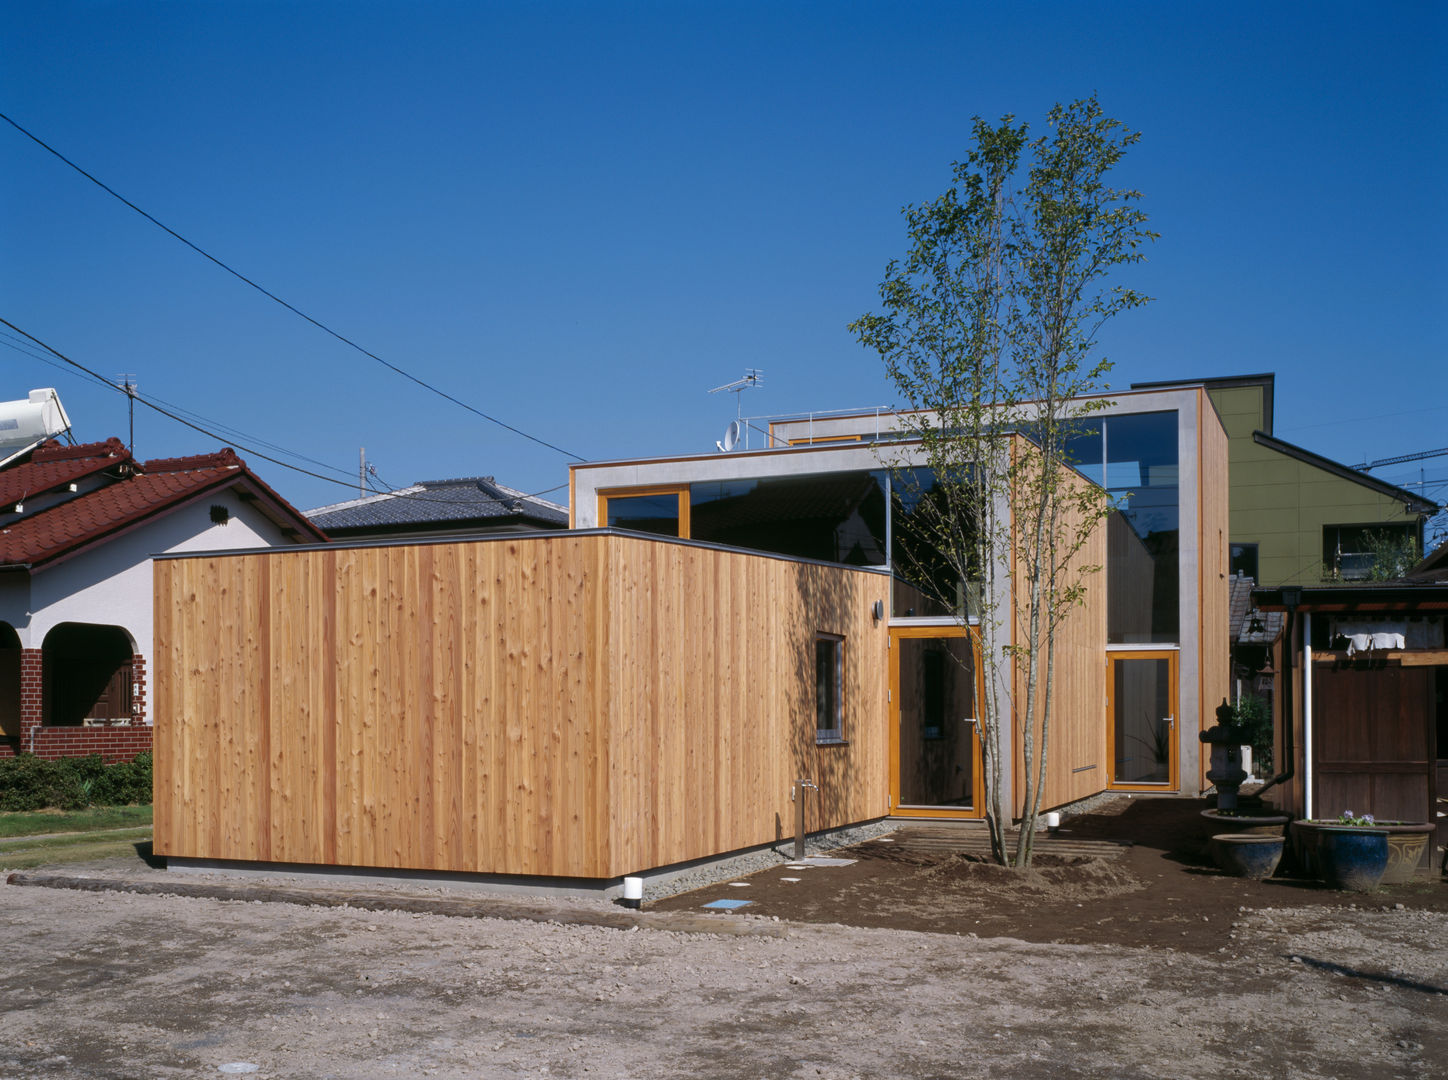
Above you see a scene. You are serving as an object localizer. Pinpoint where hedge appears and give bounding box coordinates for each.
[0,752,153,812]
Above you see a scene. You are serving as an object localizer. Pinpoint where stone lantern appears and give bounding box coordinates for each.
[1199,699,1249,809]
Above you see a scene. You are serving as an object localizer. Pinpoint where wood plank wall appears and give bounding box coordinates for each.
[153,535,887,880]
[1009,437,1110,816]
[1197,395,1232,776]
[601,537,889,873]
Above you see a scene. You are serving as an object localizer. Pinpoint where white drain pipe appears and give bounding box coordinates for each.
[1303,613,1314,821]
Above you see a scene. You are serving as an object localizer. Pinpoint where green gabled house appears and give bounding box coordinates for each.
[1133,374,1438,588]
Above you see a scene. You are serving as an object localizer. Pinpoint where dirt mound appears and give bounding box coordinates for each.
[920,852,1146,903]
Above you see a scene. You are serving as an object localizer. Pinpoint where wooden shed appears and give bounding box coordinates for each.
[153,532,889,881]
[1255,582,1447,861]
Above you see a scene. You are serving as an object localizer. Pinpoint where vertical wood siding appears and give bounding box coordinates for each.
[1009,438,1110,816]
[1198,397,1232,788]
[154,535,886,879]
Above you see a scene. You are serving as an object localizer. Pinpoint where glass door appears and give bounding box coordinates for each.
[890,628,982,817]
[1106,651,1179,789]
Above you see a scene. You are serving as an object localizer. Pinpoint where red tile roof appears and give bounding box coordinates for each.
[0,440,326,570]
[0,437,130,508]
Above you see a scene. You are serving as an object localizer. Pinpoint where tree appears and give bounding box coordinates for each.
[851,97,1154,866]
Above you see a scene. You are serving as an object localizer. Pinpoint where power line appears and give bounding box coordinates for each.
[1,319,570,512]
[0,109,586,463]
[329,464,568,511]
[0,332,358,483]
[1,317,372,490]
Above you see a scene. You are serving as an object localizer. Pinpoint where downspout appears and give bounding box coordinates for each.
[1253,587,1301,808]
[1302,612,1314,820]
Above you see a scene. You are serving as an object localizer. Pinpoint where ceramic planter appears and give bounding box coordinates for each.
[1316,827,1389,892]
[1209,833,1284,879]
[1289,819,1328,878]
[1294,821,1433,884]
[1377,823,1434,884]
[1199,808,1289,837]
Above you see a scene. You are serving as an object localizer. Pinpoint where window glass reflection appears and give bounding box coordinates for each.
[890,467,974,618]
[690,471,888,565]
[605,492,680,537]
[1072,412,1180,643]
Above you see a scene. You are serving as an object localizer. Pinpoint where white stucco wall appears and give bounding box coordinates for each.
[0,489,295,656]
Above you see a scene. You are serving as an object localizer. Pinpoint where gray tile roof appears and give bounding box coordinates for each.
[307,476,567,534]
[1229,573,1283,646]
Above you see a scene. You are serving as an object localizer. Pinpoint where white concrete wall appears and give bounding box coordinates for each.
[7,489,293,655]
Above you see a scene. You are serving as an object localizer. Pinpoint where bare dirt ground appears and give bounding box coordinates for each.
[652,797,1448,952]
[0,798,1443,1080]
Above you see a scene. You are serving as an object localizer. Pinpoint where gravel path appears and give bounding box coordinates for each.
[0,867,1441,1079]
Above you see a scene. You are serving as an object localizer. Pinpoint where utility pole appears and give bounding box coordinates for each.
[359,447,366,498]
[116,375,138,454]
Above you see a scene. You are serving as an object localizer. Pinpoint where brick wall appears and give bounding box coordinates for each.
[27,725,152,762]
[3,648,153,763]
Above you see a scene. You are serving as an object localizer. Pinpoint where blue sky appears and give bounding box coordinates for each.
[2,2,1445,532]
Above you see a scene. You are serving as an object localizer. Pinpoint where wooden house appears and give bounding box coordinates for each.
[154,533,889,880]
[153,385,1229,885]
[572,384,1231,822]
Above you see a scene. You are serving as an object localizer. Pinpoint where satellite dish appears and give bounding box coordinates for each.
[720,420,742,452]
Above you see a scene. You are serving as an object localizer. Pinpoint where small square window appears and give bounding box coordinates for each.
[1229,542,1258,581]
[210,504,230,525]
[814,634,844,744]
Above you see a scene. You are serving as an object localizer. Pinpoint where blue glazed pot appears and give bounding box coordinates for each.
[1210,833,1284,879]
[1316,827,1389,892]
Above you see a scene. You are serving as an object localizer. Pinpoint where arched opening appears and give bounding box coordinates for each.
[0,622,20,743]
[41,623,136,727]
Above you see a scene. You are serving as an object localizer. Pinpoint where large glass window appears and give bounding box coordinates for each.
[601,490,682,537]
[1322,523,1418,581]
[1072,411,1179,644]
[690,471,887,566]
[890,467,974,619]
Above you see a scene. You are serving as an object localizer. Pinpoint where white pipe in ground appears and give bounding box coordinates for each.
[621,876,643,909]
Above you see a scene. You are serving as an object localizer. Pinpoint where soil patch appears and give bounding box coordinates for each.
[649,797,1448,953]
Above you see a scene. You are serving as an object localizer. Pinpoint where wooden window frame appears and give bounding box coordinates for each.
[596,485,691,537]
[814,633,846,745]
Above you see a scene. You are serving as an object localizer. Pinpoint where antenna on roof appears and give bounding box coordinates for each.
[709,370,762,452]
[708,369,763,402]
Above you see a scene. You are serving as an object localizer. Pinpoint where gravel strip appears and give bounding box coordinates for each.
[641,818,901,900]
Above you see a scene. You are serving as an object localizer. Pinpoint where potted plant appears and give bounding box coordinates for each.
[1313,811,1390,892]
[1293,811,1433,884]
[1208,832,1284,879]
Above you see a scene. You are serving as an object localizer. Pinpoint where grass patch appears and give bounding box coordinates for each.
[0,804,153,838]
[0,831,152,870]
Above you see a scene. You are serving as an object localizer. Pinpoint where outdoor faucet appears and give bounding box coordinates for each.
[792,778,819,859]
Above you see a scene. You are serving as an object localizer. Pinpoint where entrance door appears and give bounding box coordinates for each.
[1107,651,1178,789]
[890,628,982,817]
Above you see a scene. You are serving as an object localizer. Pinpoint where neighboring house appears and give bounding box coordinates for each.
[1228,572,1282,708]
[151,383,1229,886]
[1131,374,1439,586]
[1254,579,1447,867]
[0,438,326,761]
[1408,537,1448,583]
[307,476,567,541]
